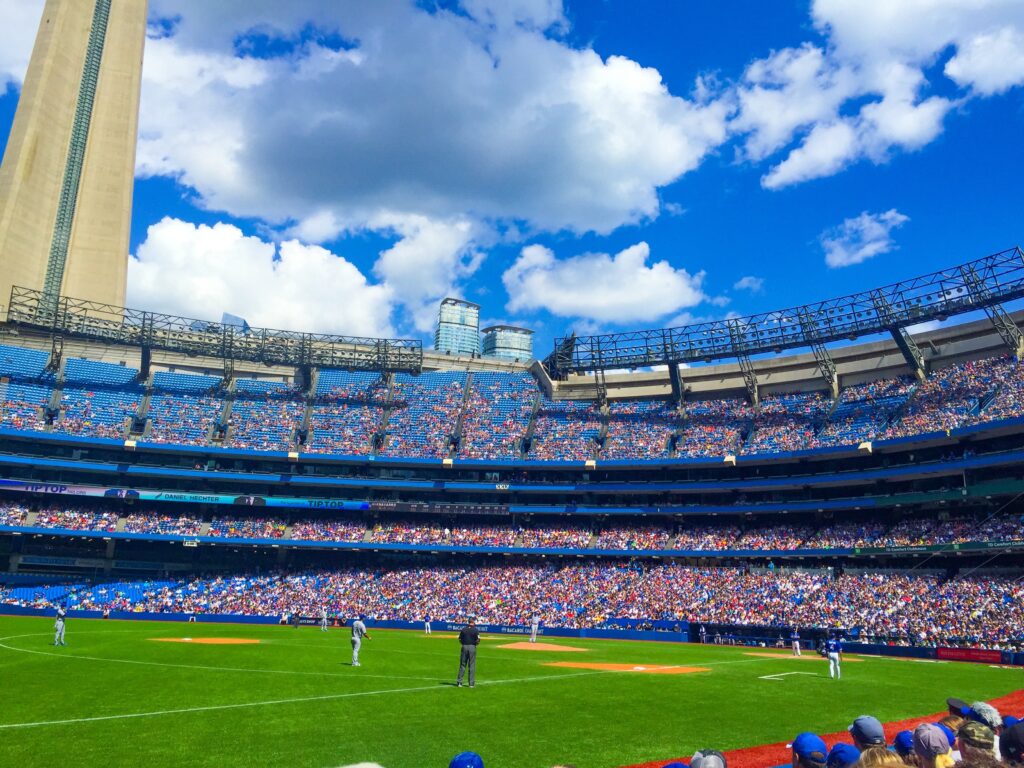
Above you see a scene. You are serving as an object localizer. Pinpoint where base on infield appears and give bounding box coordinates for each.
[150,638,261,645]
[498,642,589,652]
[543,662,709,674]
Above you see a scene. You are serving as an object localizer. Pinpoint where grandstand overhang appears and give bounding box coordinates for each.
[6,286,424,374]
[545,246,1024,377]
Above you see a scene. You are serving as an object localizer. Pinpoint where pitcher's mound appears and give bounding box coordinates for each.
[544,662,708,674]
[499,641,589,652]
[150,638,261,645]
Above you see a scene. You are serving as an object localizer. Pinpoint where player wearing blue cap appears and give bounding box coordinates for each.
[450,751,484,768]
[791,627,801,657]
[826,633,843,679]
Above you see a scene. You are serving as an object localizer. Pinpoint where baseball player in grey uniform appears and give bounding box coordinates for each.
[53,606,67,646]
[351,616,370,666]
[530,614,540,643]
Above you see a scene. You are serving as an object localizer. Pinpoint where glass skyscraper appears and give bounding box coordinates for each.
[482,325,534,362]
[434,298,481,356]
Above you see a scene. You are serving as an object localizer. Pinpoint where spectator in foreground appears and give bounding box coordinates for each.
[914,724,955,768]
[850,717,888,751]
[856,747,905,768]
[827,743,860,768]
[957,722,996,763]
[450,752,484,768]
[689,750,727,768]
[1001,722,1024,765]
[961,703,1003,734]
[893,731,917,766]
[792,733,828,768]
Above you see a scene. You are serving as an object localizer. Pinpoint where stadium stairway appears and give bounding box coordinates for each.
[115,516,127,533]
[198,521,211,536]
[519,392,543,459]
[449,371,475,458]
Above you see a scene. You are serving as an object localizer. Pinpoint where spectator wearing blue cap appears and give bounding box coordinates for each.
[892,731,916,765]
[849,716,887,751]
[826,742,860,768]
[450,751,484,768]
[791,733,828,768]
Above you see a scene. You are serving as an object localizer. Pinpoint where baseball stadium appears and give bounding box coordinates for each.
[1,2,1023,768]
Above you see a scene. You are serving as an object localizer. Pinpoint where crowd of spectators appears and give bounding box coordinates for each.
[290,517,366,543]
[458,373,535,460]
[124,512,202,536]
[675,398,753,458]
[601,401,679,460]
[0,501,29,526]
[147,373,225,446]
[518,523,593,549]
[595,525,671,550]
[33,507,119,532]
[886,357,1015,439]
[529,400,603,461]
[229,380,305,451]
[813,377,916,447]
[207,516,287,539]
[744,392,830,454]
[672,525,742,550]
[380,372,466,458]
[733,524,816,550]
[308,370,389,455]
[449,524,518,548]
[975,360,1024,425]
[369,518,451,545]
[0,502,1020,550]
[7,563,1021,648]
[0,381,50,431]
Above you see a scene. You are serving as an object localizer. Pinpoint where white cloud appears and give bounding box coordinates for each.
[820,209,910,268]
[137,1,729,235]
[945,26,1024,95]
[0,0,43,90]
[503,242,706,324]
[128,217,394,336]
[734,275,765,293]
[370,214,485,333]
[733,0,1024,188]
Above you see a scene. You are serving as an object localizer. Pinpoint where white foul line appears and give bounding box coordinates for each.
[758,671,821,680]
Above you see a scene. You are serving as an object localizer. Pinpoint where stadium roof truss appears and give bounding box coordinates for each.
[6,287,424,374]
[546,246,1024,378]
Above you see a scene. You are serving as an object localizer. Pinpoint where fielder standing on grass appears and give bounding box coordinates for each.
[791,626,801,656]
[456,617,481,687]
[351,616,370,666]
[53,605,67,647]
[320,608,329,632]
[530,614,540,643]
[826,633,843,679]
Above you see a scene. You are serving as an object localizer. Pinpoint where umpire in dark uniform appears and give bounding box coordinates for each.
[456,617,481,688]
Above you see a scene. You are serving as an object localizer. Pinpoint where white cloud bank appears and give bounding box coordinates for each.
[503,242,706,324]
[128,218,394,336]
[820,209,910,268]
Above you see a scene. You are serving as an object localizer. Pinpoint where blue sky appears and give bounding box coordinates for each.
[1,0,1022,356]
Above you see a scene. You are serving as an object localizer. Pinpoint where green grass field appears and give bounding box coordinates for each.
[0,616,1019,768]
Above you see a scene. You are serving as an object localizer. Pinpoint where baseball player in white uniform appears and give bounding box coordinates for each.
[351,617,370,666]
[320,608,329,632]
[530,615,540,643]
[53,606,67,646]
[791,628,801,656]
[826,634,843,679]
